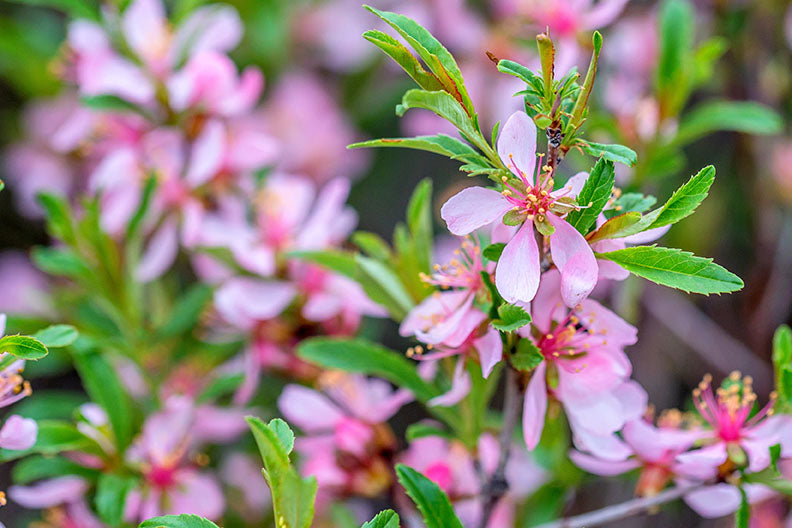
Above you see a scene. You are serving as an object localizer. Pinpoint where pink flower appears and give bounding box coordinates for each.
[0,252,52,317]
[278,373,412,503]
[399,238,502,405]
[9,476,89,510]
[519,270,645,449]
[123,396,226,522]
[570,417,708,496]
[0,414,37,451]
[0,315,33,410]
[441,111,598,306]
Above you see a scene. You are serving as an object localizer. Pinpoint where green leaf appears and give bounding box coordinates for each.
[395,464,463,528]
[607,192,657,216]
[363,30,443,91]
[355,254,415,320]
[32,325,78,348]
[361,510,400,528]
[512,340,544,371]
[0,335,47,360]
[564,159,615,235]
[72,348,136,451]
[246,417,317,528]
[395,90,478,148]
[483,243,506,262]
[81,94,153,120]
[497,59,544,94]
[12,455,100,484]
[770,443,782,475]
[139,515,221,528]
[646,165,715,230]
[492,303,532,332]
[126,176,158,240]
[353,232,393,262]
[570,31,601,125]
[349,134,479,163]
[156,284,214,338]
[586,212,642,243]
[298,338,438,403]
[289,250,357,279]
[96,473,137,526]
[656,0,694,108]
[773,325,792,408]
[407,179,433,273]
[597,246,744,294]
[364,6,473,115]
[268,418,295,455]
[31,246,92,279]
[36,193,76,245]
[578,141,637,167]
[674,101,783,146]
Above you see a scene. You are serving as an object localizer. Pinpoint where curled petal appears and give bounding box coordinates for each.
[546,215,598,307]
[428,359,471,407]
[0,415,37,450]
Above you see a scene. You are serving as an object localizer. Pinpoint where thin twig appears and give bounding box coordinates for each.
[477,367,522,528]
[534,482,705,528]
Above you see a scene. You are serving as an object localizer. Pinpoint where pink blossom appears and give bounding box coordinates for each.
[123,396,227,522]
[9,477,89,509]
[0,315,32,410]
[441,111,598,306]
[519,270,645,449]
[278,373,412,502]
[0,414,37,451]
[399,238,502,405]
[0,252,52,317]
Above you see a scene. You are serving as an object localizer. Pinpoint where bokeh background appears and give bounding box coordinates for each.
[0,0,791,525]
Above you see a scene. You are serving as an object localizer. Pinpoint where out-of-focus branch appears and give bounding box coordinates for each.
[534,482,704,528]
[643,284,772,390]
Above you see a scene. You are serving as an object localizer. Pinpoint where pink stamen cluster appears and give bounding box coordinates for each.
[419,237,484,291]
[692,371,777,443]
[500,154,558,223]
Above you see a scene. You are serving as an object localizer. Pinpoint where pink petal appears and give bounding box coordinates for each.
[278,385,343,432]
[496,221,540,303]
[546,214,598,307]
[497,111,537,183]
[440,186,512,236]
[175,5,243,57]
[297,178,356,249]
[522,361,547,450]
[186,119,226,186]
[676,443,728,477]
[428,359,471,407]
[551,172,589,199]
[529,268,565,333]
[0,415,37,450]
[572,430,633,461]
[400,290,469,337]
[577,298,638,347]
[473,327,503,378]
[121,0,169,66]
[135,218,179,282]
[622,225,670,244]
[168,470,225,519]
[683,483,743,518]
[9,477,88,508]
[569,450,640,476]
[622,419,702,463]
[214,278,296,328]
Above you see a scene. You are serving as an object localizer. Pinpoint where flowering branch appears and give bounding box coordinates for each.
[534,482,705,528]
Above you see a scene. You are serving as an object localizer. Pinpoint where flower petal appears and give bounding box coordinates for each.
[278,385,343,432]
[497,111,537,183]
[429,359,472,407]
[0,415,37,450]
[496,221,540,303]
[440,186,511,236]
[135,218,179,282]
[569,450,640,476]
[546,214,598,307]
[473,327,503,378]
[522,361,547,450]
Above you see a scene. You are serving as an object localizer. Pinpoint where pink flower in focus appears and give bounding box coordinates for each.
[441,111,598,306]
[278,373,412,504]
[519,270,645,449]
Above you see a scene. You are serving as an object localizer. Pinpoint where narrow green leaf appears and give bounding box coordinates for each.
[770,444,782,475]
[96,473,137,526]
[349,134,479,163]
[394,90,479,148]
[674,101,783,146]
[81,94,153,120]
[353,232,393,261]
[407,179,433,273]
[492,304,532,332]
[139,515,221,528]
[156,284,214,338]
[586,212,642,243]
[363,30,443,91]
[395,464,464,528]
[31,246,92,279]
[646,165,715,230]
[72,349,136,451]
[289,250,357,279]
[482,243,506,262]
[597,246,743,294]
[578,141,637,167]
[565,159,615,235]
[0,335,47,360]
[607,192,657,217]
[32,325,78,348]
[298,337,437,402]
[361,510,400,528]
[36,193,76,245]
[656,0,694,102]
[4,0,101,20]
[355,254,415,320]
[497,59,544,94]
[364,6,473,115]
[406,422,451,441]
[735,487,749,528]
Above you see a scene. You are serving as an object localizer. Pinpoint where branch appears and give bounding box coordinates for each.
[534,482,704,528]
[477,367,522,528]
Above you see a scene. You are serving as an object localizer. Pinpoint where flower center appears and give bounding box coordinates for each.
[420,238,484,291]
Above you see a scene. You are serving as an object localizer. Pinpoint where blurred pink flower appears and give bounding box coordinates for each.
[0,252,52,317]
[441,111,598,305]
[519,270,645,449]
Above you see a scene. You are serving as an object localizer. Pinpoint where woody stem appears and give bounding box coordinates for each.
[477,367,522,528]
[533,482,706,528]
